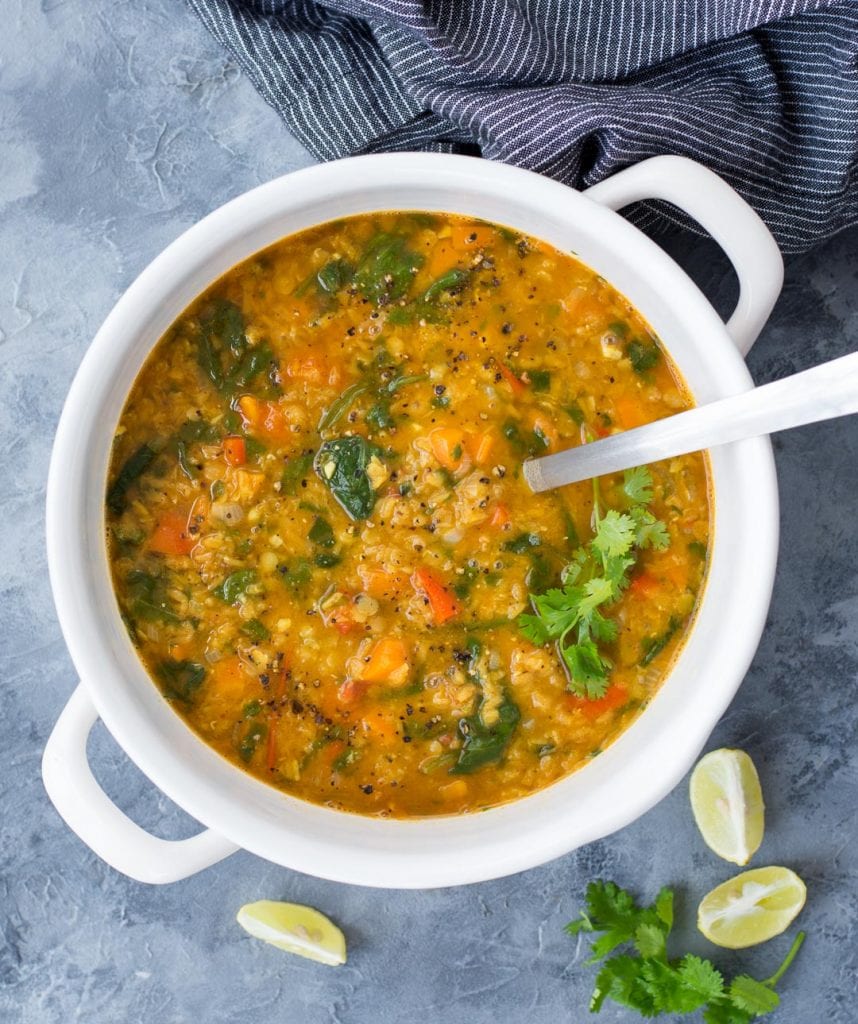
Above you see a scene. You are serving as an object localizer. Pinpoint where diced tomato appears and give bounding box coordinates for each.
[629,571,659,598]
[488,502,511,529]
[223,436,246,466]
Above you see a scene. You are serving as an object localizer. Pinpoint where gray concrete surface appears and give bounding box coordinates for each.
[2,1,856,1021]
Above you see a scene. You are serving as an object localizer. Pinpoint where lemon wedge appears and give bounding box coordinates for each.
[236,900,347,966]
[690,748,765,865]
[697,866,806,949]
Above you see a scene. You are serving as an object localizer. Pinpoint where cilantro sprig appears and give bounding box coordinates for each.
[567,881,805,1022]
[517,466,669,698]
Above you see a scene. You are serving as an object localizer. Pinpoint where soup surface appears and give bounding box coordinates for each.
[107,212,710,817]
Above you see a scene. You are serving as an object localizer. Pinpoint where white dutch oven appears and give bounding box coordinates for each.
[42,154,783,888]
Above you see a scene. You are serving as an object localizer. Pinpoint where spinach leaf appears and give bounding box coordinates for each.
[565,399,585,425]
[450,691,521,775]
[316,258,354,295]
[126,569,180,624]
[529,369,551,392]
[387,268,470,325]
[640,616,679,666]
[318,380,372,431]
[308,515,336,548]
[503,532,542,554]
[213,569,258,603]
[354,233,424,306]
[502,419,550,458]
[177,419,219,444]
[366,400,395,431]
[156,659,206,702]
[281,451,315,495]
[196,299,272,394]
[107,443,159,515]
[238,721,267,763]
[241,618,270,642]
[278,558,313,591]
[314,436,381,520]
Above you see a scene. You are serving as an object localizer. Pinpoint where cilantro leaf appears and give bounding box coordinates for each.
[623,466,654,504]
[518,463,671,701]
[631,507,671,550]
[567,881,805,1024]
[592,509,637,558]
[562,640,611,699]
[728,976,780,1015]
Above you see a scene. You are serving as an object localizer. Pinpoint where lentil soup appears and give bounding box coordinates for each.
[106,212,710,817]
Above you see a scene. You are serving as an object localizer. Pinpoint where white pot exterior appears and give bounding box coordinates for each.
[43,154,782,888]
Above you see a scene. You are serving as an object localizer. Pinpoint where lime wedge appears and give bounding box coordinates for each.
[697,866,806,949]
[690,748,765,865]
[236,900,347,966]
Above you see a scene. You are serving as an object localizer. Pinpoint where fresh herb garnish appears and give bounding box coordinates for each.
[518,466,669,698]
[567,880,805,1022]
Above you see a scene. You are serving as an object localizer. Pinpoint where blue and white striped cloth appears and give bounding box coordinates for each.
[186,0,858,253]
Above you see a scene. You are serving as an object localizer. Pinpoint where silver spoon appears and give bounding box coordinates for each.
[523,350,858,492]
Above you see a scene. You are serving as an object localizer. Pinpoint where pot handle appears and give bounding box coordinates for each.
[42,685,238,883]
[583,156,783,356]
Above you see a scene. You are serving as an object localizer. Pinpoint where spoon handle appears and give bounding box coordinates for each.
[524,350,858,492]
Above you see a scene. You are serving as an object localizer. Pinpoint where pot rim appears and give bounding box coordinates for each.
[45,153,779,888]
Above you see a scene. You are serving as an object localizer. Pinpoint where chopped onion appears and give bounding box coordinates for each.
[210,501,244,524]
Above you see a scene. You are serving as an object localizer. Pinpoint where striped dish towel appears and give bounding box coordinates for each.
[186,0,858,253]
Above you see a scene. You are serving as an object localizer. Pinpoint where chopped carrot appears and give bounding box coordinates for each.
[569,684,629,721]
[614,396,647,430]
[149,509,195,556]
[412,567,459,625]
[429,426,466,471]
[495,359,525,395]
[358,566,399,600]
[488,502,511,529]
[210,656,249,699]
[223,436,246,466]
[352,637,410,684]
[361,710,399,745]
[466,429,495,464]
[284,351,339,386]
[238,394,291,442]
[629,571,660,598]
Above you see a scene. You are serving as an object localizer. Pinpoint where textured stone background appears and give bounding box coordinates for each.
[2,1,857,1021]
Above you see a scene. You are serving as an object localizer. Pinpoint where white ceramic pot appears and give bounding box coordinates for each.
[42,154,783,888]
